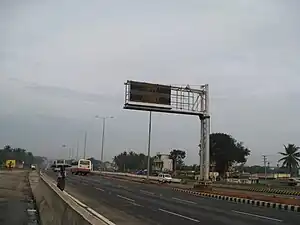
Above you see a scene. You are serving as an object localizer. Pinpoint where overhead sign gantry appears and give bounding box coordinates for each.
[123,80,211,181]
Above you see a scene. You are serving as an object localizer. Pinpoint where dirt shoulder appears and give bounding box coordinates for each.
[0,170,34,225]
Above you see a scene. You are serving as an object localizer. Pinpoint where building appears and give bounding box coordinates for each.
[152,152,173,172]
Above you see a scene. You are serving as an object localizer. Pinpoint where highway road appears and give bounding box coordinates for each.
[46,171,299,225]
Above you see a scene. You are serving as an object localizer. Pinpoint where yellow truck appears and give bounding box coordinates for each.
[5,160,16,168]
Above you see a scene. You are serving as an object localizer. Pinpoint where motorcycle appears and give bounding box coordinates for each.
[56,166,67,191]
[57,176,65,191]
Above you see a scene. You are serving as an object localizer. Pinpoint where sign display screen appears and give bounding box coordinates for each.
[129,81,171,105]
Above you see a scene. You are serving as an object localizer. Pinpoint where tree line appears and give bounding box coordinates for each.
[112,133,250,176]
[0,145,45,167]
[112,133,300,177]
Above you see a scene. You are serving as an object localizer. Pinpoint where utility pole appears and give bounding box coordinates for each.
[83,131,87,159]
[263,155,267,180]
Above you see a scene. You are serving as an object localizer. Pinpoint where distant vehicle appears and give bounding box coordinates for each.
[31,164,36,170]
[70,159,92,175]
[54,159,66,167]
[54,167,60,172]
[158,173,172,183]
[136,169,147,175]
[5,160,16,169]
[52,159,68,172]
[288,177,300,186]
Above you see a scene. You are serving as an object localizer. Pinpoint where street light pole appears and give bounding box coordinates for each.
[96,115,114,163]
[83,131,87,159]
[101,117,106,162]
[76,139,79,160]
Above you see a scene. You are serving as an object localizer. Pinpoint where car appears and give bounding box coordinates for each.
[53,167,60,172]
[158,173,172,183]
[288,177,300,186]
[31,164,36,170]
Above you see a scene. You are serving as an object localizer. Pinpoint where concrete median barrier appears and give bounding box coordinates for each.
[29,171,114,225]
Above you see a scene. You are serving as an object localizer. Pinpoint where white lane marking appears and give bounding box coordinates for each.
[96,187,105,192]
[64,191,88,208]
[172,197,197,205]
[159,208,200,223]
[140,190,155,195]
[130,202,143,207]
[232,210,283,222]
[117,195,135,202]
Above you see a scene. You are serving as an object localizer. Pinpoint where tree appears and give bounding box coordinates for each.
[4,145,11,150]
[169,149,186,172]
[113,151,149,172]
[278,144,300,176]
[210,133,250,177]
[0,145,45,167]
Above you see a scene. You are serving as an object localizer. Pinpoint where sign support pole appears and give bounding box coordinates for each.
[146,111,152,181]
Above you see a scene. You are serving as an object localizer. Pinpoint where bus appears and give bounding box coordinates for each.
[52,159,67,172]
[70,159,92,175]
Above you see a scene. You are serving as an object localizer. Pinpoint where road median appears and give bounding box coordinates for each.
[29,171,115,225]
[172,187,300,212]
[212,183,300,196]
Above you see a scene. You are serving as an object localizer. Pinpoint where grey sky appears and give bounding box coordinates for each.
[1,0,300,166]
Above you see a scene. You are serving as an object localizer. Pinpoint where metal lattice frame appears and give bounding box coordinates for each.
[124,81,211,181]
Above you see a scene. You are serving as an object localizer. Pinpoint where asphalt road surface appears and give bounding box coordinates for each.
[46,171,299,225]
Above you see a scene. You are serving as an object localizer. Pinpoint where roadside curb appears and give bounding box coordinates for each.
[248,187,300,196]
[214,185,300,196]
[172,187,300,212]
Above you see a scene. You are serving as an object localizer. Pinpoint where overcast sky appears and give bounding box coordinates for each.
[1,0,300,166]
